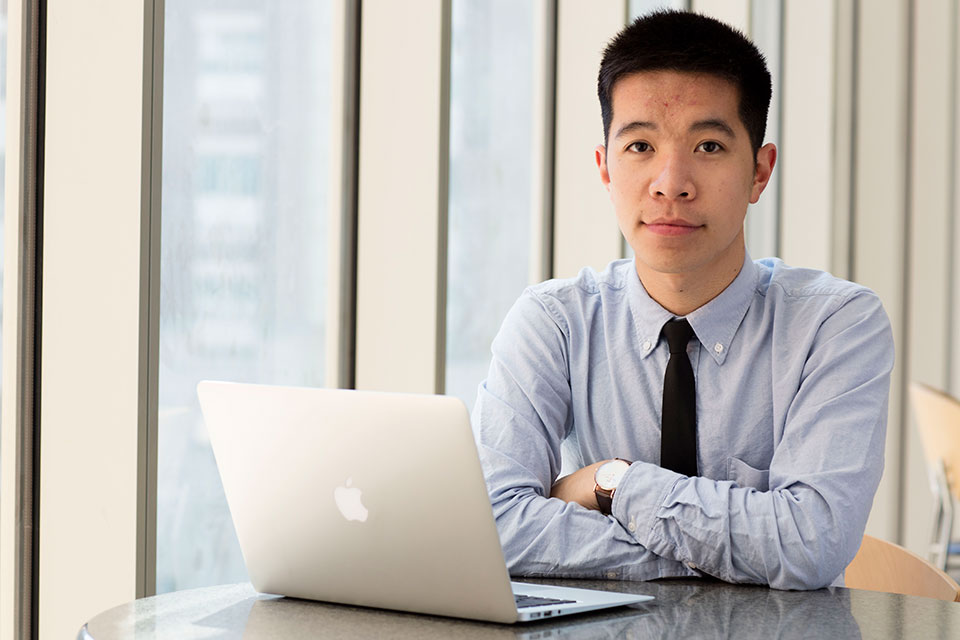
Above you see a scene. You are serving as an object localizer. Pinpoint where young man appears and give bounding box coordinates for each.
[472,11,894,590]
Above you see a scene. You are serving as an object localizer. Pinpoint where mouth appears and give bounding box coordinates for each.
[642,218,703,237]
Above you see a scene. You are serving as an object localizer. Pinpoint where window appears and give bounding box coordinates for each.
[445,0,538,410]
[157,0,333,593]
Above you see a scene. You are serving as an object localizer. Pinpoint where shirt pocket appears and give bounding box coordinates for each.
[727,457,770,492]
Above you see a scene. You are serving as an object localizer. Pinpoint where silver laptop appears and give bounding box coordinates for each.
[197,381,653,623]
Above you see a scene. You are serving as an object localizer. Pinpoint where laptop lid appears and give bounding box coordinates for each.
[199,381,522,622]
[198,381,651,623]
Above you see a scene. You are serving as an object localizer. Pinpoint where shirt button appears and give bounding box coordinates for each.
[642,340,652,351]
[714,343,724,354]
[606,571,617,579]
[628,521,637,532]
[686,561,697,570]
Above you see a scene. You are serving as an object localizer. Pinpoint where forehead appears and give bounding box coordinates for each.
[609,70,741,126]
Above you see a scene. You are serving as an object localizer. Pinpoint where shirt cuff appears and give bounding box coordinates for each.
[611,460,684,552]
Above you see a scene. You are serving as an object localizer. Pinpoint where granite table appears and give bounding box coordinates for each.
[78,577,960,639]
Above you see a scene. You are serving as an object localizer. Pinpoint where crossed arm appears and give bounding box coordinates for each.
[473,289,894,589]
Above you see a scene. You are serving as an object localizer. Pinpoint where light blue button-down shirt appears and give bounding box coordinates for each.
[472,254,894,590]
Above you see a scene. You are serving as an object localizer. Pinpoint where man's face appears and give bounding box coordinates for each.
[596,71,775,281]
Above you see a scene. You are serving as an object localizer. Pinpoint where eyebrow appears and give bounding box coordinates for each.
[689,119,736,138]
[613,118,737,140]
[613,121,656,139]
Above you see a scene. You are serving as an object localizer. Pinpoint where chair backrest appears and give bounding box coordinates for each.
[845,535,960,602]
[910,382,960,501]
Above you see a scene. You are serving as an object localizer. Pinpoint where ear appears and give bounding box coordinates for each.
[596,144,611,190]
[749,143,777,204]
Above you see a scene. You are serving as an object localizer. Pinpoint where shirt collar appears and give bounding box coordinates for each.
[627,253,758,365]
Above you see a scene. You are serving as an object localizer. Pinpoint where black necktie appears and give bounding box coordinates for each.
[660,319,698,476]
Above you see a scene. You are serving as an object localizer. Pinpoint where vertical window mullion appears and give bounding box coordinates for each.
[328,0,360,389]
[39,1,154,636]
[355,0,451,393]
[903,0,955,556]
[138,0,165,601]
[779,1,835,271]
[852,0,911,545]
[745,0,782,260]
[552,0,626,279]
[531,0,557,283]
[1,1,41,638]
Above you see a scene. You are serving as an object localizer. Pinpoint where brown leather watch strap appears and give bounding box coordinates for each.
[595,488,614,515]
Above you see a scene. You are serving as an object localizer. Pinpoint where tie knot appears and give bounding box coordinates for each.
[662,319,694,354]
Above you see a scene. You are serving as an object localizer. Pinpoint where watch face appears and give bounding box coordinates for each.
[595,459,630,491]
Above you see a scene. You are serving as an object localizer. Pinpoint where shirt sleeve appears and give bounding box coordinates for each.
[473,288,694,580]
[611,290,895,590]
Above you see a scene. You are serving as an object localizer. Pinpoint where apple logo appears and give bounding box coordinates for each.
[334,477,369,522]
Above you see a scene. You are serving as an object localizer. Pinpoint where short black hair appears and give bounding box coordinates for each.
[598,10,772,157]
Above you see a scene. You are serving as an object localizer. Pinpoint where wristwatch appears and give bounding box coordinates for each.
[594,458,632,515]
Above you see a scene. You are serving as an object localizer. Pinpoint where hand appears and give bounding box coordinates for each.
[550,460,610,510]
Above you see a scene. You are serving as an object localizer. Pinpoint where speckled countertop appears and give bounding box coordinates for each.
[79,578,960,639]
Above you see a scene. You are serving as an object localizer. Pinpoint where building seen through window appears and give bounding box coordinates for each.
[157,0,331,593]
[445,0,536,411]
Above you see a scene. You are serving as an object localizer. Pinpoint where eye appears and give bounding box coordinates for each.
[627,141,652,153]
[696,141,723,153]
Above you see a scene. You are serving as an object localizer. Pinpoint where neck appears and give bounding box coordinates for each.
[635,246,745,316]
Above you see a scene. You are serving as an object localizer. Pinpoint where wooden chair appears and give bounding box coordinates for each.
[845,534,960,602]
[909,382,960,568]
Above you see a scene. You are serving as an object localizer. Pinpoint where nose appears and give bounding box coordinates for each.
[648,155,696,200]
